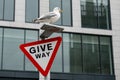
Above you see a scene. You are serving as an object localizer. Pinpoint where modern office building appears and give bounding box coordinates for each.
[0,0,119,80]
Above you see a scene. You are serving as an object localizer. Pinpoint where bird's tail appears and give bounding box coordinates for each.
[33,19,41,24]
[33,19,37,23]
[32,18,49,24]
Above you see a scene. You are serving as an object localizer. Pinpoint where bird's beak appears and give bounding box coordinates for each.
[59,9,63,13]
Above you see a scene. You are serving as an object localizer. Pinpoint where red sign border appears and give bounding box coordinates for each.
[19,36,62,76]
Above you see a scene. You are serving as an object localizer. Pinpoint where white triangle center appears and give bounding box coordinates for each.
[25,41,57,71]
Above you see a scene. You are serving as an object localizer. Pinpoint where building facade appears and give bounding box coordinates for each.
[0,0,119,80]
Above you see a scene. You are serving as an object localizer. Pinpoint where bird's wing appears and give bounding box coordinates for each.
[39,12,57,20]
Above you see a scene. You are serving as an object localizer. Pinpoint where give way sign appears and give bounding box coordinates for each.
[19,36,62,76]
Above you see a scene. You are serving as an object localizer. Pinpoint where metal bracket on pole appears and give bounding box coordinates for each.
[40,23,64,40]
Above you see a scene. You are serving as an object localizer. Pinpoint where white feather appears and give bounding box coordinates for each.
[33,7,62,24]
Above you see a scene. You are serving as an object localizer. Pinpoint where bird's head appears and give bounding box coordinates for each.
[53,7,63,13]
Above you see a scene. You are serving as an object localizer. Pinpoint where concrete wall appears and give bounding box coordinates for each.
[110,0,120,80]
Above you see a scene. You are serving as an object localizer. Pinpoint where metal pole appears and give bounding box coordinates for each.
[39,27,50,80]
[39,71,50,80]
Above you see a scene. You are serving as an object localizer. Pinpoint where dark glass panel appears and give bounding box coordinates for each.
[100,37,113,74]
[82,35,100,73]
[4,0,14,20]
[26,0,39,22]
[81,0,97,28]
[69,34,82,73]
[3,28,24,70]
[81,0,111,29]
[98,0,110,29]
[63,33,71,72]
[62,0,72,26]
[63,33,82,73]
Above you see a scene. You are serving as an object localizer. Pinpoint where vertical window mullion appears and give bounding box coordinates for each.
[13,0,15,21]
[110,37,114,75]
[23,29,26,71]
[38,0,40,18]
[62,33,64,72]
[81,35,83,72]
[70,0,73,26]
[108,0,111,30]
[3,0,5,20]
[1,28,4,70]
[61,0,63,25]
[96,0,99,28]
[98,36,102,74]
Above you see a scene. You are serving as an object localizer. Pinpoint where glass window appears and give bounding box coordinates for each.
[82,35,100,73]
[25,30,38,71]
[3,28,24,70]
[80,0,111,29]
[81,0,97,28]
[62,0,72,26]
[97,0,110,29]
[69,34,82,73]
[100,37,113,74]
[63,33,70,72]
[0,28,3,69]
[49,0,72,26]
[0,0,4,19]
[25,0,39,23]
[50,33,63,72]
[4,0,14,20]
[0,0,15,21]
[63,33,82,73]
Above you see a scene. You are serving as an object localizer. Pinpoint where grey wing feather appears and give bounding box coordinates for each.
[39,13,57,20]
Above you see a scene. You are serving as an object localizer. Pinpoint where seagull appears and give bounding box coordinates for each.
[33,7,62,24]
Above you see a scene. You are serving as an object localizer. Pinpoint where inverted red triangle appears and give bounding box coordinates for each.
[19,36,62,76]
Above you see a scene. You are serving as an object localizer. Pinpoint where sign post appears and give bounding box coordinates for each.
[39,71,50,80]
